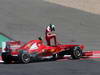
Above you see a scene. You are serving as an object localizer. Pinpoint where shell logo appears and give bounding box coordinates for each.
[51,49,55,52]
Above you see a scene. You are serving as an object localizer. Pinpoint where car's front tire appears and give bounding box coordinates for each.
[70,46,83,59]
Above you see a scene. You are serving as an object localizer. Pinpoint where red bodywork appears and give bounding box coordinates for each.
[2,40,95,64]
[9,40,85,58]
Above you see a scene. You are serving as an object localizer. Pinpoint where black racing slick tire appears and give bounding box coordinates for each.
[70,46,83,59]
[18,52,31,64]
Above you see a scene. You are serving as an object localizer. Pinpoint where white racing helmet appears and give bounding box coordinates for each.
[49,24,55,31]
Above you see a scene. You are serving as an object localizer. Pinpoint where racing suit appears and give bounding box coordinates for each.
[45,26,57,46]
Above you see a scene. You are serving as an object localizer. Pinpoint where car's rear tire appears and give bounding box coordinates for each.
[18,52,31,64]
[70,46,83,59]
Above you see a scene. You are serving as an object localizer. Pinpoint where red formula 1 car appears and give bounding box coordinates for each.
[1,39,88,64]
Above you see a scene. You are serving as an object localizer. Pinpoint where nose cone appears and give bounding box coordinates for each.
[83,51,93,56]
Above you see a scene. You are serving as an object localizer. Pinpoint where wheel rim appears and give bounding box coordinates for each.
[22,54,30,63]
[74,50,81,57]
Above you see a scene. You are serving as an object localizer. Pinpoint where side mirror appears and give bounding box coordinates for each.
[38,37,42,40]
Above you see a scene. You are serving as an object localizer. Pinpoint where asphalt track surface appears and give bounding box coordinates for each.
[0,0,100,75]
[0,59,100,75]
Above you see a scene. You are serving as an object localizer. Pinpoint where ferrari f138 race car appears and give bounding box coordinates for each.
[1,38,92,64]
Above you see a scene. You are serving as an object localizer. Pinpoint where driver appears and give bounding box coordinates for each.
[45,24,57,46]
